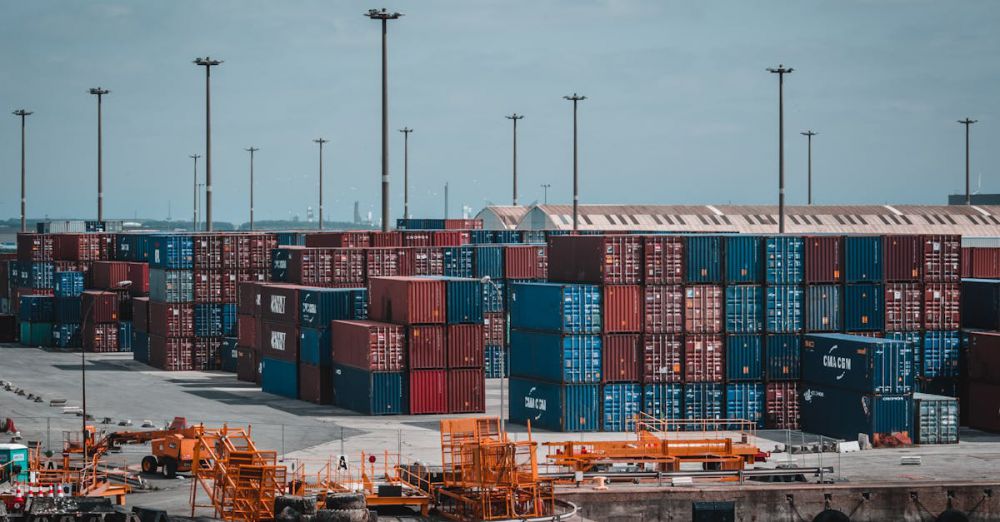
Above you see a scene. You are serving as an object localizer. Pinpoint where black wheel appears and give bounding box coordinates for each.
[324,493,366,510]
[937,510,970,522]
[162,459,177,478]
[140,456,157,474]
[315,510,370,522]
[813,509,851,522]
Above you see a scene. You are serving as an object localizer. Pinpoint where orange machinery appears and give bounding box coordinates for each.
[66,417,207,478]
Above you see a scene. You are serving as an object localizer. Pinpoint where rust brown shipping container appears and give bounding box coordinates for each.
[604,284,643,333]
[408,325,446,369]
[410,369,448,414]
[149,335,194,371]
[368,276,445,325]
[192,338,222,370]
[236,234,274,269]
[965,331,1000,385]
[966,381,1000,433]
[83,322,119,353]
[90,261,129,290]
[683,334,723,383]
[447,323,485,369]
[81,290,119,323]
[193,270,224,303]
[331,320,405,371]
[448,368,485,413]
[371,231,403,247]
[803,235,842,283]
[923,283,960,330]
[132,297,150,332]
[483,312,505,346]
[684,285,723,334]
[884,283,922,331]
[148,302,194,338]
[259,320,300,362]
[260,284,300,324]
[401,247,444,276]
[193,235,223,269]
[972,247,1000,278]
[53,233,110,261]
[237,281,264,316]
[504,245,548,280]
[921,235,961,283]
[221,270,237,302]
[17,233,53,261]
[238,313,259,348]
[644,285,683,334]
[305,231,371,248]
[237,268,267,284]
[366,248,405,278]
[547,235,643,284]
[766,381,800,430]
[603,334,640,383]
[961,247,973,278]
[883,235,922,281]
[236,346,259,383]
[641,334,683,383]
[402,231,433,247]
[126,262,149,296]
[643,235,684,285]
[444,219,482,230]
[298,363,333,404]
[432,230,470,247]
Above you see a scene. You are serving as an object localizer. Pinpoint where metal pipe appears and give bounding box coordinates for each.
[190,155,200,231]
[314,139,328,229]
[801,130,817,205]
[541,183,550,205]
[13,110,32,232]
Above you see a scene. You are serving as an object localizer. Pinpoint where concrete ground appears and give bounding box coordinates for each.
[2,345,999,519]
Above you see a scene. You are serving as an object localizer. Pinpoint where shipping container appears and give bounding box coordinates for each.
[966,331,1000,384]
[330,320,405,372]
[913,393,959,444]
[193,304,223,337]
[52,322,81,348]
[220,337,238,372]
[765,382,799,429]
[148,335,193,371]
[683,383,723,423]
[685,236,722,283]
[922,235,961,283]
[299,287,367,329]
[149,269,194,303]
[966,381,1000,432]
[641,334,683,384]
[509,378,600,432]
[510,330,601,383]
[442,247,474,278]
[883,235,922,282]
[54,271,84,298]
[642,383,682,422]
[684,285,723,334]
[921,331,960,378]
[192,337,221,370]
[19,321,52,346]
[447,323,484,368]
[483,312,505,347]
[845,236,882,282]
[432,231,470,247]
[643,235,683,285]
[725,383,764,428]
[18,295,54,322]
[547,235,643,284]
[148,302,194,338]
[800,385,912,441]
[17,233,53,261]
[149,235,194,269]
[802,333,914,394]
[724,236,762,284]
[237,281,262,316]
[81,291,118,323]
[333,365,406,415]
[485,346,508,378]
[765,334,800,381]
[237,313,258,348]
[366,247,405,279]
[960,278,1000,330]
[803,235,842,284]
[448,368,485,413]
[407,325,445,369]
[368,276,445,325]
[644,285,683,334]
[884,283,922,331]
[402,247,445,276]
[725,285,762,333]
[603,383,641,431]
[885,331,921,371]
[410,369,447,414]
[260,284,300,324]
[962,247,973,278]
[765,285,802,333]
[236,346,258,383]
[473,245,504,279]
[438,277,483,324]
[503,245,547,280]
[765,236,804,284]
[923,283,960,330]
[844,284,884,331]
[298,363,333,405]
[91,261,130,290]
[805,284,841,332]
[482,279,505,314]
[299,327,332,366]
[683,334,724,383]
[261,357,298,399]
[604,285,642,333]
[83,322,118,352]
[192,270,225,304]
[508,282,601,334]
[259,320,300,362]
[725,334,762,381]
[133,331,150,363]
[270,246,294,281]
[603,334,640,383]
[305,231,371,249]
[971,248,1000,279]
[371,231,403,248]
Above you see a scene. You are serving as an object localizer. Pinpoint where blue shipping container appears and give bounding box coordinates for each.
[483,280,505,313]
[261,357,299,399]
[438,277,483,324]
[333,364,406,415]
[149,269,194,303]
[485,346,509,379]
[133,331,150,364]
[118,321,133,352]
[276,232,305,246]
[765,334,800,381]
[220,337,239,372]
[802,333,914,394]
[603,383,642,432]
[886,331,922,371]
[726,334,763,381]
[299,327,333,366]
[683,383,723,424]
[844,284,884,331]
[28,262,54,289]
[508,282,602,334]
[800,385,912,440]
[509,330,601,383]
[724,236,762,283]
[685,236,722,283]
[765,236,804,284]
[725,383,764,428]
[845,236,882,282]
[300,287,367,329]
[149,235,194,269]
[474,246,504,279]
[805,285,841,332]
[922,331,960,378]
[271,247,293,281]
[194,304,224,338]
[523,231,546,244]
[52,323,81,348]
[221,304,237,336]
[509,378,600,432]
[443,247,474,277]
[469,230,494,244]
[495,231,523,244]
[725,285,763,333]
[642,383,683,423]
[54,272,85,298]
[19,295,54,322]
[766,285,803,333]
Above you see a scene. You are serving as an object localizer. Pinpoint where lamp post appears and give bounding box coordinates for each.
[959,118,977,205]
[13,109,32,232]
[481,276,506,431]
[541,184,551,205]
[801,131,817,205]
[563,94,585,233]
[313,139,328,230]
[89,88,110,222]
[193,57,222,231]
[399,127,413,219]
[365,8,403,232]
[245,147,259,230]
[506,114,524,205]
[189,154,200,231]
[767,65,793,233]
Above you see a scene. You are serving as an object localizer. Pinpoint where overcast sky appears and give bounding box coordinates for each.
[1,1,999,224]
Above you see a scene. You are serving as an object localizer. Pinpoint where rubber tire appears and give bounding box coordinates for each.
[813,510,851,522]
[314,509,370,522]
[325,493,366,510]
[937,510,970,522]
[141,456,158,474]
[275,496,318,516]
[162,459,177,479]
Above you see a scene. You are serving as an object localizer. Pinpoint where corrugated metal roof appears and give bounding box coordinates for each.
[474,205,529,230]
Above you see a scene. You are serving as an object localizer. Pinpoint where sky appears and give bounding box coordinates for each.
[1,0,999,225]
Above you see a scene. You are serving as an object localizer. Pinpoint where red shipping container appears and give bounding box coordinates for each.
[645,285,683,334]
[884,235,922,282]
[447,368,485,413]
[408,325,446,369]
[401,247,444,276]
[961,247,972,278]
[193,235,223,269]
[149,335,194,371]
[237,281,264,316]
[603,334,640,383]
[53,234,107,261]
[402,232,433,247]
[0,262,9,299]
[604,285,642,333]
[803,235,842,283]
[366,248,405,279]
[331,320,405,371]
[443,219,482,230]
[447,323,484,369]
[921,235,961,283]
[967,331,1000,385]
[260,284,300,324]
[83,322,119,353]
[0,315,15,342]
[237,346,258,383]
[260,320,300,362]
[193,270,224,303]
[91,261,131,290]
[148,302,194,338]
[884,283,922,331]
[221,270,237,302]
[504,245,548,280]
[683,334,723,383]
[305,231,371,248]
[132,297,150,332]
[643,236,683,285]
[368,276,445,325]
[547,235,643,284]
[235,233,276,269]
[371,231,403,247]
[81,290,119,323]
[923,283,960,330]
[967,381,1000,432]
[846,331,884,338]
[765,382,799,430]
[287,247,366,287]
[17,234,53,261]
[126,262,149,296]
[972,247,1000,278]
[432,231,470,247]
[684,285,723,334]
[298,363,333,404]
[410,369,448,414]
[641,334,683,383]
[193,338,222,370]
[237,269,267,284]
[238,314,259,348]
[483,312,505,346]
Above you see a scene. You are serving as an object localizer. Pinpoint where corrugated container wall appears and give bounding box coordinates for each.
[724,236,762,283]
[602,383,641,431]
[547,235,642,285]
[409,369,447,414]
[805,285,841,332]
[960,279,1000,330]
[883,235,922,281]
[802,334,914,394]
[603,285,642,333]
[921,331,960,378]
[683,334,724,382]
[603,334,640,383]
[330,320,405,372]
[446,324,484,368]
[333,365,406,415]
[474,246,504,279]
[800,385,912,440]
[923,283,960,330]
[641,334,683,384]
[844,284,884,331]
[642,383,682,421]
[766,382,799,429]
[845,236,882,283]
[508,283,602,334]
[884,283,922,331]
[725,383,764,428]
[447,368,485,413]
[509,378,600,432]
[725,285,763,333]
[765,334,800,381]
[766,285,803,333]
[685,236,722,283]
[408,325,446,369]
[643,236,683,285]
[684,383,723,422]
[644,285,683,334]
[726,334,762,381]
[765,236,804,284]
[684,285,722,334]
[440,277,483,324]
[368,277,445,325]
[913,393,959,444]
[922,235,961,283]
[510,330,602,383]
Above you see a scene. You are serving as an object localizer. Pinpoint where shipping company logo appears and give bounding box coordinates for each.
[802,389,824,403]
[271,331,286,351]
[524,387,547,420]
[271,295,286,314]
[274,259,287,269]
[822,345,851,381]
[880,395,906,402]
[302,302,317,315]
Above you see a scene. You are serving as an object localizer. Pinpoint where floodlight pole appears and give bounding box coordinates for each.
[365,8,403,232]
[399,127,413,219]
[801,131,817,205]
[245,147,259,230]
[959,118,977,205]
[506,114,524,205]
[314,139,329,229]
[194,56,222,231]
[768,65,793,233]
[13,109,32,232]
[89,88,110,222]
[563,94,586,233]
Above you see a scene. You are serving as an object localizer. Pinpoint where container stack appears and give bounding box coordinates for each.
[19,293,55,346]
[722,235,768,430]
[962,331,1000,432]
[11,234,57,345]
[258,284,302,397]
[145,234,196,370]
[51,271,84,348]
[298,286,368,404]
[88,260,149,352]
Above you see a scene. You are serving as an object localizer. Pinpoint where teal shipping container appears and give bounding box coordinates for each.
[845,236,882,282]
[20,321,52,347]
[509,378,600,432]
[683,383,723,424]
[261,357,298,399]
[299,327,333,366]
[685,236,722,283]
[805,285,841,332]
[149,234,194,269]
[474,245,504,279]
[725,285,763,333]
[921,331,960,378]
[333,364,406,415]
[443,246,474,277]
[913,393,959,444]
[508,282,602,334]
[485,345,509,378]
[765,334,800,381]
[724,236,762,283]
[844,284,884,331]
[765,236,804,284]
[603,383,642,432]
[642,383,682,423]
[802,333,914,394]
[482,280,505,313]
[0,444,30,482]
[725,383,764,428]
[726,334,762,381]
[509,330,601,383]
[133,331,149,363]
[800,385,912,440]
[299,287,368,329]
[436,277,483,324]
[766,285,803,333]
[886,331,922,372]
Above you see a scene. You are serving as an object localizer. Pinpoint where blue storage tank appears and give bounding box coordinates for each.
[509,330,601,383]
[508,282,602,334]
[19,295,54,322]
[437,277,483,324]
[443,246,475,277]
[118,321,133,352]
[844,284,884,331]
[474,246,504,279]
[194,304,223,337]
[765,236,804,284]
[54,272,84,298]
[52,323,81,348]
[725,285,763,333]
[299,327,333,366]
[271,247,293,281]
[642,383,683,423]
[765,334,800,381]
[299,287,367,329]
[685,236,722,283]
[683,383,723,424]
[805,285,841,332]
[802,333,914,394]
[149,234,194,269]
[845,236,882,282]
[333,364,406,415]
[724,236,762,283]
[485,346,508,378]
[133,331,150,364]
[922,331,960,378]
[800,385,912,440]
[726,334,762,381]
[53,296,81,323]
[149,269,194,303]
[261,357,299,399]
[482,280,505,313]
[725,383,764,428]
[603,383,642,432]
[221,304,237,336]
[765,285,802,333]
[509,378,600,432]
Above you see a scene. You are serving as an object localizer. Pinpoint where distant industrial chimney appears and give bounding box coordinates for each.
[354,201,361,224]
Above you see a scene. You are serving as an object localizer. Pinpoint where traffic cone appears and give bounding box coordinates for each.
[47,485,54,497]
[57,483,65,498]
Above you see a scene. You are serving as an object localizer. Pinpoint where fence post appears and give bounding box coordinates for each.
[47,417,51,451]
[281,424,285,460]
